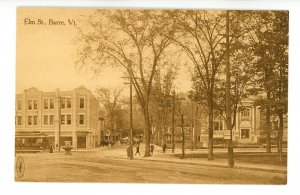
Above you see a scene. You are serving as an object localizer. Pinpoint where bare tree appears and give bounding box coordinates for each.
[95,87,123,138]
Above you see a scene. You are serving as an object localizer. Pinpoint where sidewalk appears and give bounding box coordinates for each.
[115,144,287,174]
[70,144,287,174]
[138,153,287,174]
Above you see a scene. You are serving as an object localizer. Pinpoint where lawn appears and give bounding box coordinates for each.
[174,152,287,166]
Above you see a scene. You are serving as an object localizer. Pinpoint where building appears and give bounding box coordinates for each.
[160,97,287,147]
[15,86,101,150]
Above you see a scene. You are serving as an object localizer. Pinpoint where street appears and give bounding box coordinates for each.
[16,146,287,184]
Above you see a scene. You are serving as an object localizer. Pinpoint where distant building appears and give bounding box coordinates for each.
[160,97,287,147]
[15,86,101,150]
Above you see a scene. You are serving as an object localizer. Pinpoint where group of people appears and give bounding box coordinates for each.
[126,142,168,157]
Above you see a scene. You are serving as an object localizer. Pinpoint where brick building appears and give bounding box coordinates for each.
[15,86,101,150]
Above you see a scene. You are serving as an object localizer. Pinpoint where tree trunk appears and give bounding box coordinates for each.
[278,110,284,163]
[181,114,185,159]
[143,102,151,157]
[266,91,271,153]
[158,125,163,146]
[207,91,214,160]
[225,10,234,168]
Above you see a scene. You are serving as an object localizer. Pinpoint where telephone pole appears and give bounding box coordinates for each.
[129,63,134,160]
[171,90,175,153]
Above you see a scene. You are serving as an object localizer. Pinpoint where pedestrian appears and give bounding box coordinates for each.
[162,143,167,153]
[126,144,130,157]
[150,144,155,156]
[135,142,140,156]
[49,143,54,153]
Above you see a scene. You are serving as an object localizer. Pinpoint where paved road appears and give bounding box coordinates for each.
[16,148,286,184]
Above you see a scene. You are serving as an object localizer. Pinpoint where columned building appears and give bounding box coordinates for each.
[162,97,287,148]
[15,86,100,150]
[197,98,288,146]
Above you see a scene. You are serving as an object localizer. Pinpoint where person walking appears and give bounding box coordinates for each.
[150,144,155,156]
[135,142,140,156]
[49,143,54,153]
[126,144,130,157]
[162,143,167,153]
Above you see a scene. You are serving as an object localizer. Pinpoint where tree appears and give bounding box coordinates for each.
[76,10,174,157]
[167,10,234,160]
[150,65,178,146]
[94,87,123,138]
[269,11,288,162]
[247,11,288,156]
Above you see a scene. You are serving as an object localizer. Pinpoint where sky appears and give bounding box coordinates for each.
[16,8,192,95]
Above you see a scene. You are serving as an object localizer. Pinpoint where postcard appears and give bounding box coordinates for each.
[15,8,288,184]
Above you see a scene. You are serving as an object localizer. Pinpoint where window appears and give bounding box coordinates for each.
[34,100,38,110]
[67,98,71,108]
[44,99,48,109]
[28,100,32,110]
[213,121,223,131]
[17,101,22,110]
[61,115,65,125]
[17,116,22,125]
[44,115,48,125]
[241,108,250,121]
[67,114,71,125]
[49,115,54,125]
[79,98,84,108]
[241,129,250,139]
[49,98,54,109]
[79,114,84,125]
[33,116,38,125]
[241,108,250,116]
[28,116,32,125]
[61,98,66,109]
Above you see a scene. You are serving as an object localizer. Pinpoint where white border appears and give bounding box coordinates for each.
[0,1,299,195]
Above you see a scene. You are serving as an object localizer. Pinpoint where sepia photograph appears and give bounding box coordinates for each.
[15,7,288,184]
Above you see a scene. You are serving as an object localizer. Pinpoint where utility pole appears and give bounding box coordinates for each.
[226,10,234,168]
[129,63,134,160]
[171,90,175,153]
[56,96,61,152]
[191,100,194,151]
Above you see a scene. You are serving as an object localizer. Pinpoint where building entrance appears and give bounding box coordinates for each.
[77,136,86,148]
